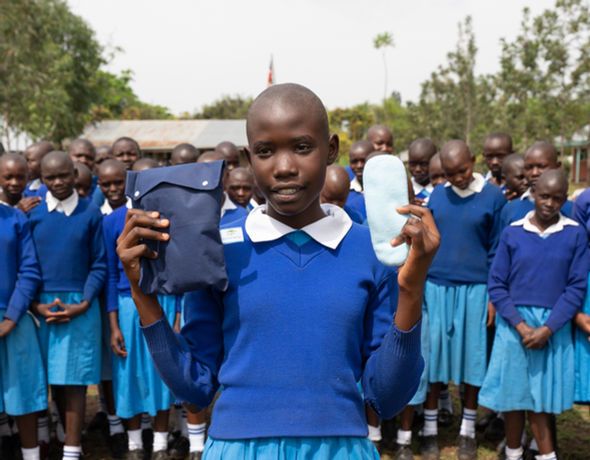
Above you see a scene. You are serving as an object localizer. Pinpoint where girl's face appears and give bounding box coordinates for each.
[442,154,474,190]
[534,178,566,225]
[246,103,338,229]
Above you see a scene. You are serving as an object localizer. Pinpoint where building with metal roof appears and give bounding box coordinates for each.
[82,119,247,162]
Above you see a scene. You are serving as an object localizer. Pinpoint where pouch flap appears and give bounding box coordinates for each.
[126,160,225,201]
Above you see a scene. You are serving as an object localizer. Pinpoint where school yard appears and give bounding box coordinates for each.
[40,386,590,460]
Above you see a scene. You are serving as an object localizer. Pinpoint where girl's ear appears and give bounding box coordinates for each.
[327,134,339,166]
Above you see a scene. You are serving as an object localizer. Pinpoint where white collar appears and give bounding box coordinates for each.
[445,172,486,198]
[511,210,578,236]
[100,197,132,215]
[245,203,352,250]
[29,178,42,191]
[45,190,79,216]
[521,188,534,202]
[249,197,260,208]
[411,177,433,194]
[221,192,238,217]
[350,177,363,193]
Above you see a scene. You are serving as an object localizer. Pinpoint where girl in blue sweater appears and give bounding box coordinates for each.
[423,140,506,460]
[0,203,46,460]
[116,83,440,460]
[481,170,588,460]
[29,151,106,460]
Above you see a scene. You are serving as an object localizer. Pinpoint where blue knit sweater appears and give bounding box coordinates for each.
[142,218,423,440]
[0,206,41,322]
[28,199,106,303]
[500,195,573,229]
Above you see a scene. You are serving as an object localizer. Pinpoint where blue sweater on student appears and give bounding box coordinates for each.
[346,190,366,220]
[500,194,573,229]
[103,206,131,311]
[28,199,106,303]
[488,220,589,332]
[0,206,41,322]
[221,205,249,226]
[427,182,506,286]
[142,218,423,440]
[573,188,590,242]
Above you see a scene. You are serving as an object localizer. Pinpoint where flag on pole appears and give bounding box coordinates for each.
[267,55,274,87]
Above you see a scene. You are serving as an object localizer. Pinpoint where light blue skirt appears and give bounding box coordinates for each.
[575,274,590,403]
[409,308,429,405]
[38,292,102,386]
[0,310,47,415]
[479,306,574,414]
[423,282,488,386]
[112,295,177,419]
[203,436,380,460]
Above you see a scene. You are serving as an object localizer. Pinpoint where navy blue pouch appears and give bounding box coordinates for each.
[125,161,228,295]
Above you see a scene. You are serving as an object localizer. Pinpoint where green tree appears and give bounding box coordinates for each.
[194,95,253,119]
[0,0,104,147]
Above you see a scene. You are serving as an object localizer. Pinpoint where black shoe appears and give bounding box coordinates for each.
[457,435,477,460]
[475,411,496,432]
[419,435,440,460]
[438,408,454,427]
[110,432,128,459]
[393,443,414,460]
[125,449,145,460]
[169,435,189,460]
[88,411,109,432]
[380,418,397,452]
[151,450,170,460]
[142,428,154,456]
[188,452,203,460]
[484,414,505,442]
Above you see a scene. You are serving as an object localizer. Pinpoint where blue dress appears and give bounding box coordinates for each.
[479,306,574,414]
[575,273,590,403]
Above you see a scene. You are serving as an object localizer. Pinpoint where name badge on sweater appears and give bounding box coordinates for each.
[220,227,244,245]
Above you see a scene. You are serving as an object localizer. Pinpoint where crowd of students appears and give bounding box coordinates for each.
[0,82,589,460]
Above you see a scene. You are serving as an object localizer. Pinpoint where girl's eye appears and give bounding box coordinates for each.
[294,144,311,153]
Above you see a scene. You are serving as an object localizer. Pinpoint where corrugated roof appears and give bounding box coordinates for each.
[82,120,247,150]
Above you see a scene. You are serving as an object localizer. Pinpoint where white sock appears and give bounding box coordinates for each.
[535,453,557,460]
[423,409,438,436]
[529,438,539,451]
[98,385,108,414]
[367,424,382,442]
[459,408,477,438]
[141,413,152,430]
[396,429,412,446]
[62,445,82,460]
[108,414,124,436]
[153,431,168,452]
[0,413,11,436]
[22,446,41,460]
[181,408,188,437]
[128,429,143,451]
[38,416,50,443]
[56,421,66,443]
[505,446,524,460]
[439,388,453,413]
[188,422,206,452]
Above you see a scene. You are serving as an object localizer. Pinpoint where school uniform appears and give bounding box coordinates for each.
[220,193,249,226]
[425,173,506,386]
[499,188,574,228]
[0,204,47,416]
[346,177,367,220]
[573,188,590,403]
[103,206,177,418]
[480,212,588,413]
[28,190,106,386]
[484,171,507,192]
[411,177,433,203]
[141,204,423,459]
[23,178,47,198]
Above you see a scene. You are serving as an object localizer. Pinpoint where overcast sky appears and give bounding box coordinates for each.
[67,0,556,115]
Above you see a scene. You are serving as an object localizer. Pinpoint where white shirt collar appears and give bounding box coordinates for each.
[411,177,433,195]
[445,172,486,198]
[521,188,534,202]
[220,192,238,218]
[45,190,79,216]
[350,177,363,193]
[100,197,132,215]
[28,178,42,191]
[245,203,353,250]
[511,210,578,236]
